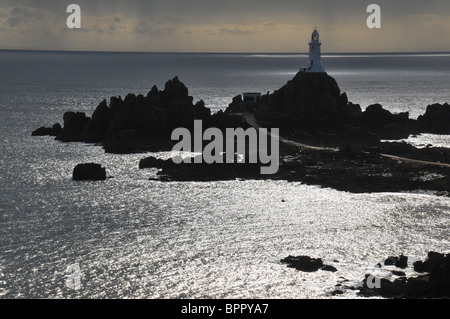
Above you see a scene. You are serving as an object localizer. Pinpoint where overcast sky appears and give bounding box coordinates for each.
[1,0,449,52]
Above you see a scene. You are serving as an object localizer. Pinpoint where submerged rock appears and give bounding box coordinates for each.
[73,163,106,181]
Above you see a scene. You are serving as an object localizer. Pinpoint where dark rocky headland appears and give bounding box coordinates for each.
[33,73,450,195]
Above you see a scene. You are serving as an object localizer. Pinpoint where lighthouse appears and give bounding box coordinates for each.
[305,29,326,73]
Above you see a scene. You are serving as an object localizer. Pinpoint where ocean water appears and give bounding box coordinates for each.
[0,50,449,299]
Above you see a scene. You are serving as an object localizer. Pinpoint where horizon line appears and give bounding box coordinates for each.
[1,48,450,56]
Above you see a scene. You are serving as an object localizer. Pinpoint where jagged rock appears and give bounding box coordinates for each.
[384,255,408,269]
[361,104,409,126]
[34,77,222,153]
[56,112,91,142]
[384,256,398,266]
[262,72,343,120]
[73,163,106,181]
[359,252,450,298]
[147,85,159,99]
[85,99,111,142]
[414,251,446,273]
[346,102,362,117]
[417,103,450,134]
[193,100,211,120]
[32,123,62,137]
[161,76,195,127]
[103,129,137,154]
[396,255,408,269]
[338,92,348,108]
[359,104,413,139]
[225,95,244,114]
[51,123,63,136]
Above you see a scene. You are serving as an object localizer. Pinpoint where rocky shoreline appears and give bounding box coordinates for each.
[33,74,450,195]
[280,252,450,299]
[358,252,450,298]
[138,144,450,194]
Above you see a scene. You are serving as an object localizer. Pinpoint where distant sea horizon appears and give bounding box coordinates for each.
[2,48,450,55]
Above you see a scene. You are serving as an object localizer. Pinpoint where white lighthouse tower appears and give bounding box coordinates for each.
[305,29,326,73]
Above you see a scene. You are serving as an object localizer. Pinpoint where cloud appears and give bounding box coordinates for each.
[219,26,254,36]
[134,19,173,36]
[0,1,449,52]
[8,6,33,27]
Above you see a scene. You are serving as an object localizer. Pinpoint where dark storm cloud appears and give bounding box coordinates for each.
[7,6,34,27]
[0,1,449,52]
[1,0,449,20]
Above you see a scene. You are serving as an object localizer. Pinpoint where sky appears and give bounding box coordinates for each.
[0,0,449,53]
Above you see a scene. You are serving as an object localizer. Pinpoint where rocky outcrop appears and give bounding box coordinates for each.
[35,73,450,155]
[361,104,409,127]
[280,255,337,273]
[73,163,106,181]
[413,251,447,273]
[225,95,244,114]
[32,123,62,136]
[139,156,172,169]
[247,71,422,145]
[103,129,137,154]
[359,104,414,140]
[260,72,346,121]
[33,77,213,153]
[384,255,408,269]
[417,103,450,134]
[359,252,450,298]
[139,155,262,181]
[56,112,91,142]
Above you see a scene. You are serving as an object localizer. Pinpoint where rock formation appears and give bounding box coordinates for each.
[417,103,450,134]
[280,255,337,273]
[73,163,107,181]
[247,71,420,144]
[139,155,262,181]
[263,72,346,118]
[34,77,212,153]
[358,252,450,298]
[32,123,62,137]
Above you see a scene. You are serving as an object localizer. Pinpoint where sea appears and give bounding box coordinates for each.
[0,50,449,299]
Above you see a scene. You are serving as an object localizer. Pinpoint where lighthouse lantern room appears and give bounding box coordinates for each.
[304,29,326,73]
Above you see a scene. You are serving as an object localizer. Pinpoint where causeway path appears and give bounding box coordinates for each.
[243,112,450,169]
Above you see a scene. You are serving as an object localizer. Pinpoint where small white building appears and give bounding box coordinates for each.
[304,29,326,73]
[243,93,261,104]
